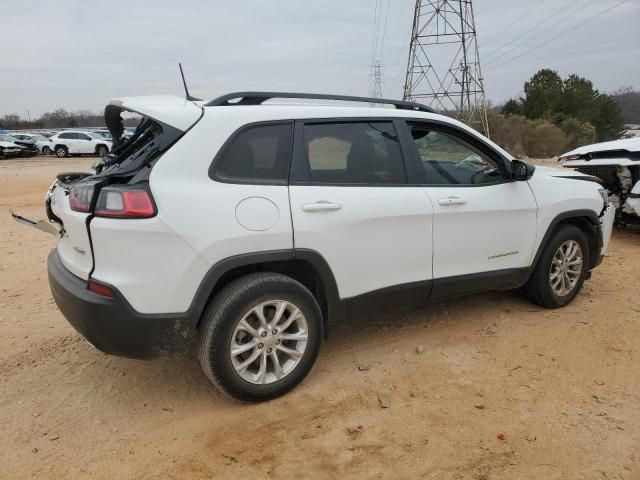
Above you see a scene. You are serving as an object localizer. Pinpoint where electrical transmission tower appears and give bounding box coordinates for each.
[403,0,489,135]
[371,62,383,100]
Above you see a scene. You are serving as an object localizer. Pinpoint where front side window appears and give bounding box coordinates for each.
[303,122,406,185]
[214,123,292,183]
[408,125,504,185]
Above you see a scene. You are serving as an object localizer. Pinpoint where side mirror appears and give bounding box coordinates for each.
[511,159,535,181]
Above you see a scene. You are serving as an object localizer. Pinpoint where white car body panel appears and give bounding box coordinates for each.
[49,186,93,279]
[35,139,48,152]
[564,158,640,168]
[526,166,606,261]
[601,205,615,253]
[561,137,640,158]
[108,95,203,131]
[290,185,433,298]
[148,110,294,266]
[43,96,613,315]
[427,182,537,279]
[90,217,210,313]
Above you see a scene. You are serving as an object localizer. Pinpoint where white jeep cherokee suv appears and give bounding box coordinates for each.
[48,130,112,158]
[19,92,615,401]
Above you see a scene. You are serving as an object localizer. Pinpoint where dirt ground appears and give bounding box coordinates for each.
[1,157,639,479]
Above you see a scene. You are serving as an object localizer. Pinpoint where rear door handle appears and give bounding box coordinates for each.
[301,201,342,212]
[437,196,466,206]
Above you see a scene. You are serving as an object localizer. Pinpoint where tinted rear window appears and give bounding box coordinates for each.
[303,122,406,185]
[213,123,293,183]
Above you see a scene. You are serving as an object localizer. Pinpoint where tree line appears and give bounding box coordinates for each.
[489,69,636,158]
[0,108,139,130]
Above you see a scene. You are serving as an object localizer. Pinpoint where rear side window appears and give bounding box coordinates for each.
[59,132,74,139]
[302,122,406,185]
[213,123,293,183]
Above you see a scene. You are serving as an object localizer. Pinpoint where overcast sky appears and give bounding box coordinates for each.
[2,0,638,117]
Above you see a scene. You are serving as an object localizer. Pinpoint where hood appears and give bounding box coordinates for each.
[560,137,640,159]
[534,165,602,184]
[0,140,20,148]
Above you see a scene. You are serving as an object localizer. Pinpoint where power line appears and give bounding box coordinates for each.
[481,0,548,47]
[485,0,599,67]
[482,0,584,63]
[485,0,628,72]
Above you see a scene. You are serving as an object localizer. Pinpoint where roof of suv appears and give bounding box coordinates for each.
[107,93,514,160]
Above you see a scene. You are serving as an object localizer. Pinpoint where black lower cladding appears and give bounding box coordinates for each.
[47,250,198,359]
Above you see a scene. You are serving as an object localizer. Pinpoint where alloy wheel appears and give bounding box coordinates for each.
[230,300,308,385]
[549,240,583,296]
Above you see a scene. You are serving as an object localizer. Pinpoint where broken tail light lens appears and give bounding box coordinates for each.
[94,186,156,219]
[69,182,96,213]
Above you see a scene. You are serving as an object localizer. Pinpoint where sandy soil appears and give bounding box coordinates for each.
[1,157,639,479]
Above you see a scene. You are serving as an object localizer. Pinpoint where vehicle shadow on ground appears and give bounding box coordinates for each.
[61,288,537,409]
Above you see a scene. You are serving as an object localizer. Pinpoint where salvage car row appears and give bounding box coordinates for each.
[0,128,134,159]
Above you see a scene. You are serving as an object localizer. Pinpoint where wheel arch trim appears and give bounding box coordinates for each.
[189,249,344,331]
[530,209,603,274]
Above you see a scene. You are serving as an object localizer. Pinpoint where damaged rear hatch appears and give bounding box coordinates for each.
[12,95,203,280]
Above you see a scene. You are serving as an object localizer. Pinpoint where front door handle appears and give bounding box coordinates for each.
[437,196,466,206]
[301,201,342,213]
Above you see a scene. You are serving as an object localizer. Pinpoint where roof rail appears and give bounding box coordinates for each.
[205,92,434,113]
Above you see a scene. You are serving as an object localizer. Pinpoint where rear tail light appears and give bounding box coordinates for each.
[94,186,156,219]
[69,182,96,213]
[88,279,114,297]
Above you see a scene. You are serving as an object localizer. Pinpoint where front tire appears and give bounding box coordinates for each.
[199,272,323,402]
[96,145,108,157]
[525,224,590,308]
[55,146,68,158]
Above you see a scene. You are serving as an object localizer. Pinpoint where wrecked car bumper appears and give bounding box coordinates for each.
[47,249,197,359]
[0,148,23,158]
[600,204,615,256]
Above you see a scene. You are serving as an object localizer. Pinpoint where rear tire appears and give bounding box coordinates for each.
[199,272,323,402]
[42,146,50,155]
[524,224,590,308]
[55,146,68,158]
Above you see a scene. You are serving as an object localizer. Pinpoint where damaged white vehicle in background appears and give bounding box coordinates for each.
[561,137,640,225]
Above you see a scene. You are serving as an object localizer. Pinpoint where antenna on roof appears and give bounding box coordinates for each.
[178,63,202,102]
